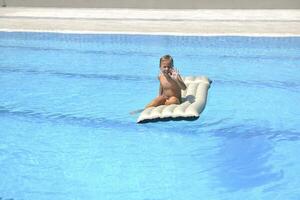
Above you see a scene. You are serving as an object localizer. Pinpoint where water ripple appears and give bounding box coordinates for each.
[1,66,299,91]
[0,105,137,131]
[210,122,300,142]
[213,79,300,91]
[0,44,156,57]
[0,66,153,82]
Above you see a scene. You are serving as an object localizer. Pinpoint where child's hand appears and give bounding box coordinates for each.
[161,69,171,78]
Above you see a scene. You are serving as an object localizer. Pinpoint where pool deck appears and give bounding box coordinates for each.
[0,7,300,36]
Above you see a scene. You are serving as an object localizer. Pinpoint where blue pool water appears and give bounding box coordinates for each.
[0,32,300,200]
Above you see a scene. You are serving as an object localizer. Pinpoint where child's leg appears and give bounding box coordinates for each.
[146,96,167,108]
[165,96,180,105]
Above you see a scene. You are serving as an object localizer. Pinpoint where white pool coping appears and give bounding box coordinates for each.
[1,7,300,36]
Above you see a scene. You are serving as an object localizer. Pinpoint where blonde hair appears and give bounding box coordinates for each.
[159,55,174,68]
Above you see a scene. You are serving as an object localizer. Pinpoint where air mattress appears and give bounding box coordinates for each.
[137,76,212,123]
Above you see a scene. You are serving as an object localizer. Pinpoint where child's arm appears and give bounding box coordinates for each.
[171,68,187,90]
[158,74,164,95]
[159,83,163,95]
[176,74,187,90]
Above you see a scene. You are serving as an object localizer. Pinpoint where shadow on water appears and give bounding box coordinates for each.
[153,118,297,192]
[205,122,294,192]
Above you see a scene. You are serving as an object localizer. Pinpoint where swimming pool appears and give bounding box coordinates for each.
[0,31,300,200]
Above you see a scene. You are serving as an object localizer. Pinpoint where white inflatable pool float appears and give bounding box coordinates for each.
[137,76,212,123]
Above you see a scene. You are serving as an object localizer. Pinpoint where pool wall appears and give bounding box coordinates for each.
[0,8,300,36]
[3,0,300,9]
